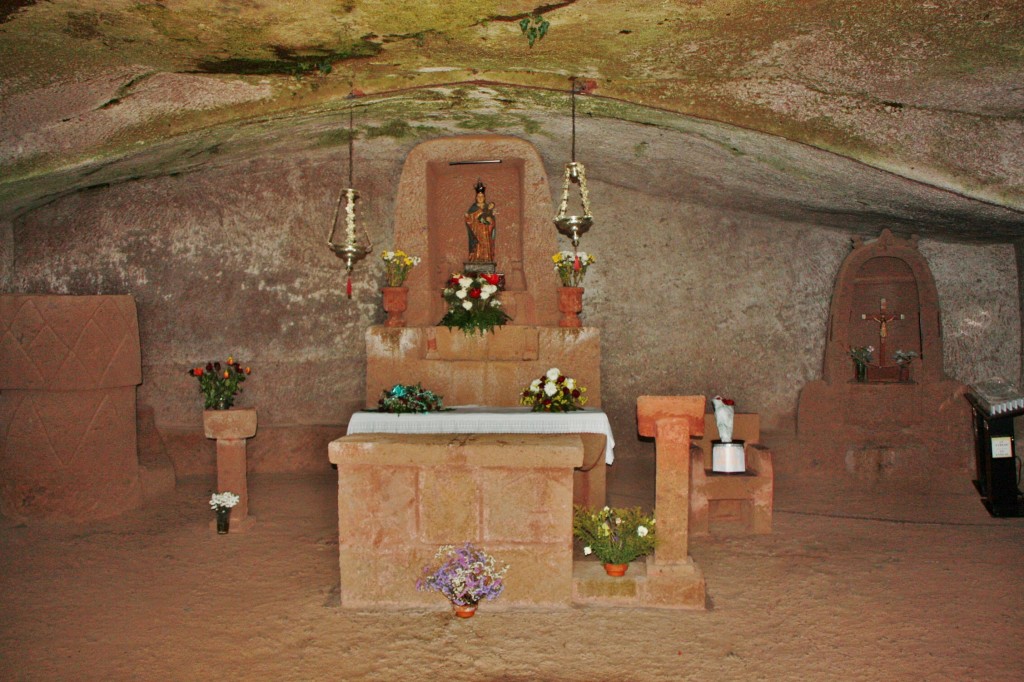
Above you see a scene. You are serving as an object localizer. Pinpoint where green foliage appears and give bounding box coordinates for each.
[375,384,447,413]
[573,506,657,565]
[519,14,549,48]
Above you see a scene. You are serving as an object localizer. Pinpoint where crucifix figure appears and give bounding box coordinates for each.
[861,297,904,366]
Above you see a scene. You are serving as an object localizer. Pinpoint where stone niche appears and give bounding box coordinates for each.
[797,230,973,485]
[391,134,561,327]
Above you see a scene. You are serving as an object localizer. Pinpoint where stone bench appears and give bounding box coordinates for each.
[690,413,773,535]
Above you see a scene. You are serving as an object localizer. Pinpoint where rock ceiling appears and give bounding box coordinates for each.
[1,0,1022,240]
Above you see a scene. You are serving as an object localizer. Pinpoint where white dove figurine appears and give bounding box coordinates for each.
[712,395,735,443]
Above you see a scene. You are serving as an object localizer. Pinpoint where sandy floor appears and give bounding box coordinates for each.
[1,460,1022,681]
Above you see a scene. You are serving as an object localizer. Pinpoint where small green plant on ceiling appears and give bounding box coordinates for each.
[519,14,550,47]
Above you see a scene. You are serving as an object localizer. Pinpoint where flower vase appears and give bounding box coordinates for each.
[854,361,867,383]
[452,602,477,619]
[216,507,230,534]
[558,286,584,328]
[603,563,628,577]
[381,286,408,328]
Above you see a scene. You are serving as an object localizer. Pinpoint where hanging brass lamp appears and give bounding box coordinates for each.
[553,77,593,248]
[326,94,372,298]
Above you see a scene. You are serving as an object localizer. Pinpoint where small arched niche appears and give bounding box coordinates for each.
[824,230,944,384]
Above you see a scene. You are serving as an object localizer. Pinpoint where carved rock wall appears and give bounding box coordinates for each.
[5,142,1019,479]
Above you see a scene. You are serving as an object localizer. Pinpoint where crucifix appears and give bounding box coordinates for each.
[861,298,904,366]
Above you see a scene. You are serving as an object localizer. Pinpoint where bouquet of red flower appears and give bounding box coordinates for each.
[188,356,251,410]
[439,273,510,335]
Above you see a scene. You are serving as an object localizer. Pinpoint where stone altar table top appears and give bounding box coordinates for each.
[346,406,615,464]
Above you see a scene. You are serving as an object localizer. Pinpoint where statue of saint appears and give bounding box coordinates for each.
[465,181,496,262]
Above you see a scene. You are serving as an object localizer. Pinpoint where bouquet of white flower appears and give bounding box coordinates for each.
[209,491,240,511]
[520,367,587,413]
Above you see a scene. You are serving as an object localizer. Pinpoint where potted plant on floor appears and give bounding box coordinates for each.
[572,505,657,576]
[416,543,509,618]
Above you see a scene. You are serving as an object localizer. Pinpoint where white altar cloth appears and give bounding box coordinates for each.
[346,406,615,464]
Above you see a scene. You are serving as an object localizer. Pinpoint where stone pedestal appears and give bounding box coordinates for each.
[203,407,257,532]
[329,432,582,609]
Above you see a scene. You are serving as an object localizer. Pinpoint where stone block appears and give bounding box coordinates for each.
[636,395,706,438]
[639,559,707,610]
[203,407,257,439]
[0,387,141,521]
[572,561,643,603]
[340,546,439,608]
[364,325,602,409]
[481,467,574,543]
[331,433,581,468]
[0,295,141,390]
[0,294,142,522]
[337,464,418,549]
[444,361,489,405]
[495,545,573,606]
[420,467,480,543]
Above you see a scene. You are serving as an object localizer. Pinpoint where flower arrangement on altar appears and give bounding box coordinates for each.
[416,543,509,607]
[375,383,447,413]
[381,250,420,287]
[572,505,657,566]
[439,273,510,335]
[188,356,251,410]
[520,367,587,412]
[552,250,595,288]
[209,491,240,512]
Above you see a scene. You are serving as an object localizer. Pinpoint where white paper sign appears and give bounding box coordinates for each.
[991,436,1013,459]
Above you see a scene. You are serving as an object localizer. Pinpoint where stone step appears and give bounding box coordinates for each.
[572,559,707,610]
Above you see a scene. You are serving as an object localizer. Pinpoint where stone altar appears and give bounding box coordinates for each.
[797,230,973,484]
[329,432,582,608]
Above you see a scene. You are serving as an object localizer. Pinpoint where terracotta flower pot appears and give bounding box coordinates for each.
[381,286,408,328]
[603,563,628,577]
[558,286,584,328]
[452,603,477,618]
